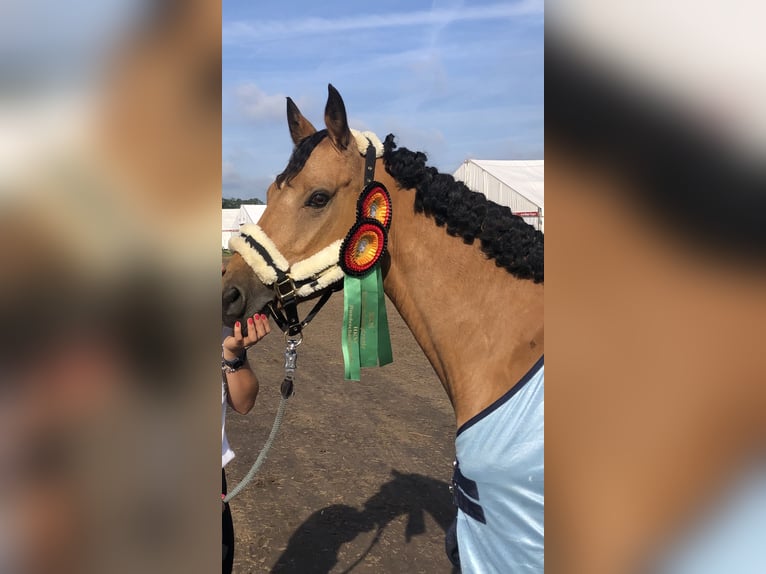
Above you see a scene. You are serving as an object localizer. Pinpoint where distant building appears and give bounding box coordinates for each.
[238,204,267,226]
[453,160,544,232]
[221,205,267,249]
[222,208,240,249]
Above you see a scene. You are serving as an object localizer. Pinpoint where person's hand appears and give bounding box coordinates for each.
[223,314,271,360]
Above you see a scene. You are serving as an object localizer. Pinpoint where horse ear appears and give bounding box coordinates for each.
[324,84,351,151]
[286,97,316,146]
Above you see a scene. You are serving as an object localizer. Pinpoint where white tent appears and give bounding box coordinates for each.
[453,160,544,232]
[222,205,267,249]
[238,204,267,226]
[222,208,240,249]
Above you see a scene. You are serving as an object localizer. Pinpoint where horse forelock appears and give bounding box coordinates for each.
[275,130,329,188]
[382,134,545,283]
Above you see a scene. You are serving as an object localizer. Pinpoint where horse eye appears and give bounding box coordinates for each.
[305,190,331,208]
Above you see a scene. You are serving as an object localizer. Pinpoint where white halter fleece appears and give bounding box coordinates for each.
[228,130,384,297]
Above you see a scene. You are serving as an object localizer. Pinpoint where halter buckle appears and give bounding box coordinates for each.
[274,276,297,302]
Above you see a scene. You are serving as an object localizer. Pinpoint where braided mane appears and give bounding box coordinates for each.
[382,135,544,283]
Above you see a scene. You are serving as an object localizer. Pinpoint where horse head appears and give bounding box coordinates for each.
[222,85,370,331]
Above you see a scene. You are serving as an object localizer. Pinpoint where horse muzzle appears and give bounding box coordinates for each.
[222,259,275,330]
[222,284,244,319]
[224,224,345,336]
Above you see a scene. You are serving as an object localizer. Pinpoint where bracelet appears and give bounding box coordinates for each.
[221,349,247,373]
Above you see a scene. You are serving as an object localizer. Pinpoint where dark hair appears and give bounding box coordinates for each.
[275,130,328,187]
[383,135,544,283]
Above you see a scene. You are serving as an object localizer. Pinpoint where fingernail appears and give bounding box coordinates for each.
[261,314,267,320]
[235,321,240,328]
[248,317,254,324]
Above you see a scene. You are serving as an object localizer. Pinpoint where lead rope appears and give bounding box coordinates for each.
[223,337,300,505]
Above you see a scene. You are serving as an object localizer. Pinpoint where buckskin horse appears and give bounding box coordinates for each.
[222,85,544,572]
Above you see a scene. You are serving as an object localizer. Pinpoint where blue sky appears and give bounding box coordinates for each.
[223,0,543,200]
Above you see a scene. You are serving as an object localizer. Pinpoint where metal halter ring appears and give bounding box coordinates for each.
[284,332,303,347]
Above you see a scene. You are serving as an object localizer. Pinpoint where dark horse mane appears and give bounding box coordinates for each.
[383,134,544,283]
[276,129,329,187]
[276,131,544,283]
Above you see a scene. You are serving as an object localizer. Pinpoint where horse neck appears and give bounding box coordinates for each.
[378,170,544,428]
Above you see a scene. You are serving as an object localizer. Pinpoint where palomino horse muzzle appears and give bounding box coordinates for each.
[226,130,390,338]
[228,223,345,336]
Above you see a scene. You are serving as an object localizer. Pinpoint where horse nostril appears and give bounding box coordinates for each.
[223,285,245,319]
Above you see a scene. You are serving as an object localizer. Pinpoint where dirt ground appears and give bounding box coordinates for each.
[225,291,459,574]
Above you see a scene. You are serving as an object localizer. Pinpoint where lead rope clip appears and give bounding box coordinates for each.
[281,337,300,398]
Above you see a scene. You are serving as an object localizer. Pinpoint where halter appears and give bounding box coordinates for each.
[229,225,343,336]
[228,130,384,337]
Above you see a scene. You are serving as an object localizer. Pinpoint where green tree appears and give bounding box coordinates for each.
[222,197,265,208]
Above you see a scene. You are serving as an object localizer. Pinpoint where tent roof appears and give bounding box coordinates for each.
[239,204,267,222]
[222,208,239,228]
[463,159,544,208]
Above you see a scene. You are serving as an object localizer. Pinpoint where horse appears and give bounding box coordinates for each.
[222,84,544,572]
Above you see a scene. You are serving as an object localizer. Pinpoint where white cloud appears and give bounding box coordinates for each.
[222,160,273,200]
[383,121,446,154]
[223,1,543,43]
[235,83,285,121]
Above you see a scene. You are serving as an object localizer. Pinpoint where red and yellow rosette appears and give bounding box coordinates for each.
[341,181,393,380]
[357,182,392,229]
[340,219,387,277]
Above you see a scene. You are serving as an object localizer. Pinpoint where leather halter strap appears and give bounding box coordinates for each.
[363,141,376,185]
[267,285,339,336]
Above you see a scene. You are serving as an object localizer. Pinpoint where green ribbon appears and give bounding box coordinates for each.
[342,265,393,380]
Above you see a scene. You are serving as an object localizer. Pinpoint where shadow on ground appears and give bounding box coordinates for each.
[271,470,457,574]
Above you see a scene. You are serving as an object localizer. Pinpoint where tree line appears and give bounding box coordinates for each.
[222,197,265,209]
